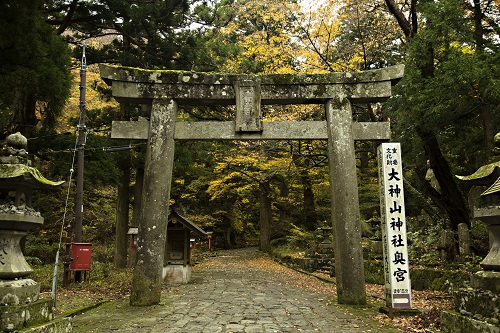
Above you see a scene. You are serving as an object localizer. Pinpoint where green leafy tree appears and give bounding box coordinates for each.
[336,0,404,70]
[0,0,72,138]
[206,142,300,250]
[384,0,500,233]
[297,0,403,72]
[44,0,194,69]
[179,0,318,250]
[192,0,303,73]
[42,0,207,268]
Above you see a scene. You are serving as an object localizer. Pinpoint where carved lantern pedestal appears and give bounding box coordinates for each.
[0,214,44,279]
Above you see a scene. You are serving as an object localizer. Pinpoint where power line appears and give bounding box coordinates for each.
[26,127,112,141]
[39,142,146,154]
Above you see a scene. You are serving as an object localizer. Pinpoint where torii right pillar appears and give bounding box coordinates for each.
[326,95,366,305]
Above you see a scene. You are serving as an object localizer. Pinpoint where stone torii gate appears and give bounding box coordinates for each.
[100,64,404,306]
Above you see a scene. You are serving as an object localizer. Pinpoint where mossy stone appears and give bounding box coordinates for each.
[6,133,27,150]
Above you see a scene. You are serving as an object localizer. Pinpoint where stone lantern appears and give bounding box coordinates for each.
[456,132,500,292]
[441,132,500,332]
[0,133,66,332]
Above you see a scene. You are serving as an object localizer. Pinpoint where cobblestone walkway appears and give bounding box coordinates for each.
[72,247,400,332]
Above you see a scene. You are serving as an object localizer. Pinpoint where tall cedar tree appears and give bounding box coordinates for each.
[0,0,72,138]
[384,0,500,230]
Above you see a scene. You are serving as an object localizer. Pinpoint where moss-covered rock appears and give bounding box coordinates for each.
[410,268,470,291]
[363,259,385,285]
[453,288,500,320]
[441,310,500,333]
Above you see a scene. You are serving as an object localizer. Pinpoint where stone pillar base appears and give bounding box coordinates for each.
[0,298,54,332]
[0,279,40,305]
[471,270,500,294]
[163,265,192,284]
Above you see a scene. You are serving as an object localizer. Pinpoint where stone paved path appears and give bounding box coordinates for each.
[72,247,400,332]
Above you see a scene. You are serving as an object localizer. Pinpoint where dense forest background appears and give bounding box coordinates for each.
[1,0,499,269]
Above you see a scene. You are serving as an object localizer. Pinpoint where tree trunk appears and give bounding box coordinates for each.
[128,167,144,267]
[300,172,317,231]
[472,0,485,51]
[471,1,494,159]
[482,104,494,160]
[404,177,446,225]
[114,162,130,268]
[225,227,232,248]
[132,168,144,227]
[384,1,468,231]
[115,103,133,269]
[5,91,38,138]
[384,0,416,39]
[259,181,272,252]
[418,127,471,229]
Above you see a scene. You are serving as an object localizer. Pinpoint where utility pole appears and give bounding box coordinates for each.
[74,45,86,282]
[63,45,86,286]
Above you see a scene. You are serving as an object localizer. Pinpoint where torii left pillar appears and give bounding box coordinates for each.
[130,98,177,306]
[326,96,365,304]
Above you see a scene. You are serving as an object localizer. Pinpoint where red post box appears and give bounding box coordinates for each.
[70,243,92,271]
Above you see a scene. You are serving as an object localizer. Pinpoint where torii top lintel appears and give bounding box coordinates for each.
[99,64,404,106]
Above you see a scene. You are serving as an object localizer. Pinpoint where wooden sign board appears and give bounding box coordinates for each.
[378,142,412,309]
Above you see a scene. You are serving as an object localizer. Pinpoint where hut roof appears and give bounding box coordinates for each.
[168,210,207,237]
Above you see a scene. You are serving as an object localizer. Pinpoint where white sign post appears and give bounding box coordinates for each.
[378,142,412,309]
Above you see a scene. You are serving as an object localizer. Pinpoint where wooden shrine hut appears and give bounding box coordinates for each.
[163,209,207,284]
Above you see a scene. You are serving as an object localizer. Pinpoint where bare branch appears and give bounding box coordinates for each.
[384,0,413,39]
